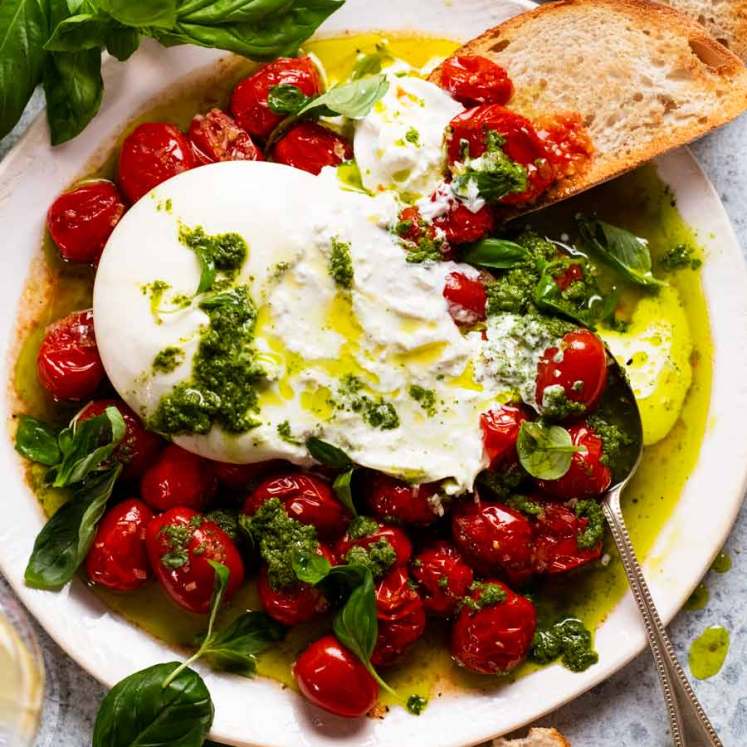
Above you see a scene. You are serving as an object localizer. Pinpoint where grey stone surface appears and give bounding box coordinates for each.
[1,81,745,747]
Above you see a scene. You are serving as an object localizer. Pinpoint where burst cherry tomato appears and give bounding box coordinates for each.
[537,422,612,499]
[36,309,105,401]
[443,271,487,325]
[85,498,153,591]
[213,460,282,490]
[451,580,536,674]
[118,123,196,203]
[188,108,263,163]
[140,444,218,512]
[554,262,585,291]
[532,502,603,574]
[335,521,412,568]
[46,180,126,264]
[535,328,607,414]
[480,404,528,468]
[433,202,494,245]
[272,122,352,175]
[294,635,379,718]
[451,498,533,583]
[411,541,474,617]
[536,112,594,179]
[243,471,349,540]
[365,473,442,526]
[440,55,513,106]
[78,399,162,479]
[146,507,245,614]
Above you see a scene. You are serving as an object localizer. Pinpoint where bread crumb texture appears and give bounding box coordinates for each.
[492,726,571,747]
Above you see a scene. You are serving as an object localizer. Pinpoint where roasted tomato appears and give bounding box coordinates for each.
[480,404,528,468]
[118,122,196,203]
[553,262,585,291]
[433,202,494,245]
[140,444,218,512]
[364,472,442,526]
[36,309,105,401]
[294,635,379,718]
[146,507,245,614]
[536,112,594,179]
[243,471,349,540]
[335,520,413,569]
[213,460,282,490]
[272,122,352,175]
[411,541,474,617]
[451,580,536,674]
[78,399,162,479]
[440,55,513,106]
[451,498,533,583]
[372,566,426,666]
[537,422,612,499]
[532,502,603,574]
[443,271,487,325]
[188,108,263,163]
[46,180,126,264]
[85,498,153,591]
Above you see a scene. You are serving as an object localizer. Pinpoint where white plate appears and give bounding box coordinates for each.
[1,1,747,745]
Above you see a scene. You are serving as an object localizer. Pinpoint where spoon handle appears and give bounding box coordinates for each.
[602,494,723,747]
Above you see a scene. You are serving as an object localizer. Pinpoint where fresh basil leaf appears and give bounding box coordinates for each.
[93,0,178,28]
[24,464,121,590]
[333,468,357,516]
[452,166,527,203]
[92,662,213,747]
[44,13,113,51]
[177,0,293,25]
[516,421,578,480]
[576,215,666,288]
[15,416,61,466]
[291,548,332,585]
[194,245,216,294]
[267,83,310,115]
[299,73,388,119]
[105,26,139,60]
[460,238,528,270]
[306,437,353,469]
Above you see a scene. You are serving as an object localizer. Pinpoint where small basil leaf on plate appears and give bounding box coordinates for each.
[15,416,61,466]
[267,83,310,115]
[333,468,357,516]
[94,0,178,28]
[299,74,389,119]
[292,548,332,585]
[516,421,579,480]
[460,238,529,270]
[306,437,353,469]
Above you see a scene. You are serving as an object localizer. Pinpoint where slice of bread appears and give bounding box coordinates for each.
[429,0,747,214]
[492,727,571,746]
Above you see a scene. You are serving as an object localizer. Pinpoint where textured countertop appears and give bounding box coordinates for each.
[1,70,746,747]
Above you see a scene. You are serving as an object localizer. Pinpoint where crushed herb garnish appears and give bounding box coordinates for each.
[329,237,354,289]
[152,346,185,374]
[530,617,599,672]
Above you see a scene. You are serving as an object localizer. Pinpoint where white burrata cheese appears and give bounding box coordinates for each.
[94,161,510,491]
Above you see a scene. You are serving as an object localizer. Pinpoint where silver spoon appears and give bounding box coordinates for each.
[599,357,723,747]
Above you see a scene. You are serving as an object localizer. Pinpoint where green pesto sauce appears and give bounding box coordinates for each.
[409,384,436,416]
[711,551,732,573]
[586,415,632,468]
[178,224,248,286]
[462,581,507,611]
[540,385,586,420]
[684,583,709,611]
[406,694,427,715]
[688,626,729,680]
[276,420,301,445]
[152,346,184,374]
[574,500,605,549]
[338,375,399,430]
[660,243,702,272]
[206,509,240,541]
[530,617,599,672]
[329,238,354,289]
[344,540,396,579]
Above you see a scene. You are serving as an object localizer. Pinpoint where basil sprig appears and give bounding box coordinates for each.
[306,436,353,469]
[516,421,580,480]
[14,416,61,466]
[333,468,357,516]
[460,238,529,270]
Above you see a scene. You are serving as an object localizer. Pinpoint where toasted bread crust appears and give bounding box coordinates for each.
[492,726,572,746]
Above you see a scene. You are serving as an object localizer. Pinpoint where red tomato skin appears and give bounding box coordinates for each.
[536,112,594,180]
[480,404,528,468]
[440,55,514,106]
[140,444,218,512]
[451,580,536,674]
[86,499,153,591]
[36,309,105,401]
[532,502,603,574]
[443,271,487,324]
[78,399,162,480]
[146,507,245,614]
[294,635,379,718]
[272,122,352,175]
[213,460,283,490]
[335,523,413,568]
[364,473,441,526]
[433,202,494,245]
[537,423,612,499]
[231,57,321,139]
[46,180,126,264]
[188,108,263,163]
[554,262,585,292]
[451,498,533,583]
[535,328,607,414]
[411,541,474,617]
[118,123,196,204]
[243,471,349,540]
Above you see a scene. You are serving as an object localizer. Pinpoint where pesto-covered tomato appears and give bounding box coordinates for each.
[443,271,487,325]
[532,502,603,574]
[335,517,413,573]
[272,122,352,175]
[451,580,536,674]
[480,404,528,467]
[145,506,245,614]
[46,180,126,264]
[188,108,263,163]
[118,123,196,203]
[411,541,474,617]
[433,202,494,245]
[86,498,153,591]
[294,635,379,718]
[440,55,513,106]
[36,309,105,401]
[365,472,441,526]
[230,56,322,139]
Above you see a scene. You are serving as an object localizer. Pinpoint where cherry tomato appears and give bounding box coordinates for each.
[443,271,487,326]
[411,541,474,617]
[532,502,603,574]
[85,498,153,591]
[78,399,163,480]
[118,123,196,203]
[480,404,528,468]
[364,473,442,526]
[451,498,533,583]
[537,422,612,499]
[46,180,126,264]
[188,108,263,163]
[451,580,536,674]
[146,506,245,614]
[36,309,105,401]
[433,202,494,245]
[272,122,352,175]
[293,635,379,718]
[230,56,322,138]
[536,112,594,179]
[440,55,513,106]
[140,444,218,512]
[243,471,349,540]
[213,460,282,490]
[535,328,607,414]
[335,521,413,568]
